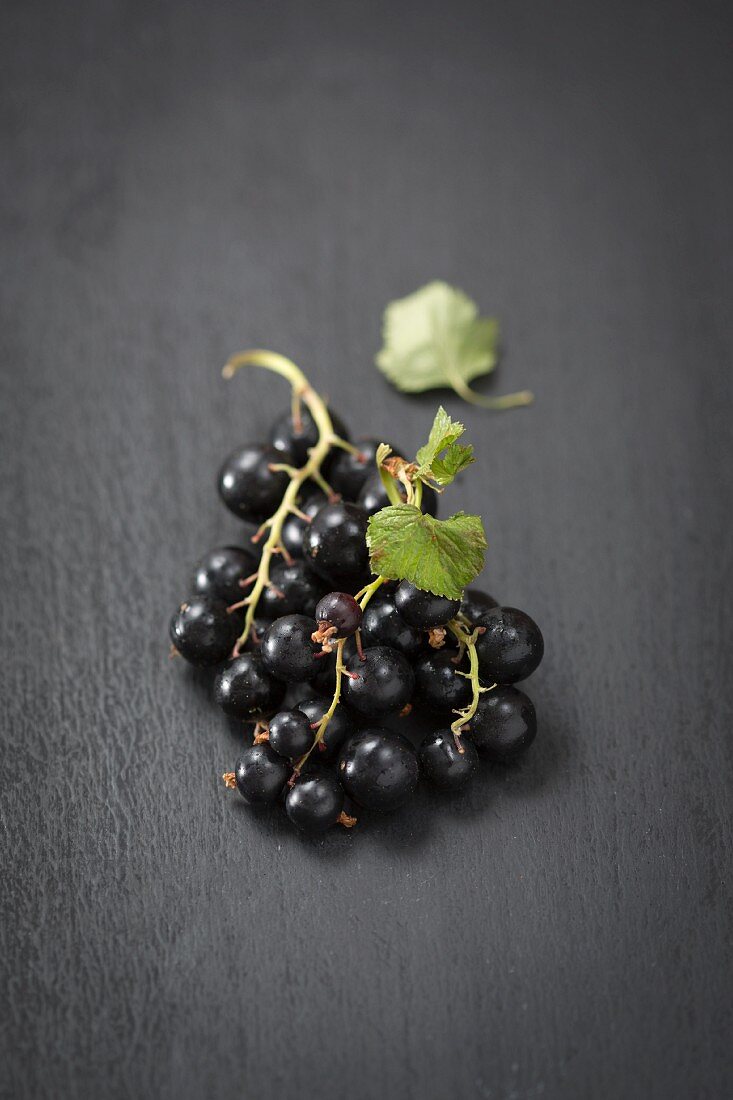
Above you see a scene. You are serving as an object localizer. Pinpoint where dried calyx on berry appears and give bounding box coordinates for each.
[312,592,363,649]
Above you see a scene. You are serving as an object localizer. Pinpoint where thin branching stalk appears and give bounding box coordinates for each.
[447,619,495,750]
[223,350,343,653]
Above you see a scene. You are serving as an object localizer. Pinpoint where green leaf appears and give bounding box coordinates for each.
[366,504,487,601]
[375,442,393,467]
[415,406,475,486]
[376,281,533,410]
[429,442,474,485]
[415,407,465,467]
[376,281,498,394]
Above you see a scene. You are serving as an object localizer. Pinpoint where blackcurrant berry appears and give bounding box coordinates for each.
[338,728,419,811]
[342,646,414,716]
[474,606,544,683]
[465,685,537,761]
[314,592,363,639]
[268,709,315,758]
[418,730,478,791]
[261,615,322,682]
[190,546,258,605]
[234,744,290,804]
[214,654,286,718]
[169,595,239,667]
[259,560,325,619]
[294,697,353,762]
[269,407,350,467]
[394,581,460,628]
[281,491,327,559]
[302,502,371,588]
[357,471,438,518]
[460,587,499,624]
[285,771,345,833]
[218,443,290,522]
[359,592,425,658]
[412,650,472,713]
[328,438,397,500]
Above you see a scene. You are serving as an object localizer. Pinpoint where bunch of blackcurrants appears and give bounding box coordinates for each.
[170,375,544,836]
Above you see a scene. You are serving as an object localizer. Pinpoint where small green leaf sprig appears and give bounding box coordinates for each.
[366,407,495,746]
[366,406,487,600]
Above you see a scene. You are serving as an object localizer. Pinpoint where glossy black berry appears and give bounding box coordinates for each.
[218,443,290,522]
[339,728,419,811]
[169,595,239,667]
[234,744,290,804]
[394,581,460,628]
[418,730,479,791]
[268,709,315,758]
[343,645,414,716]
[294,697,353,762]
[285,771,345,833]
[269,407,350,467]
[412,650,472,713]
[259,560,325,619]
[465,685,537,761]
[474,606,544,683]
[359,592,425,658]
[261,614,322,683]
[281,491,327,559]
[460,587,499,624]
[328,438,397,500]
[214,654,286,718]
[190,546,258,605]
[357,471,438,518]
[302,502,371,588]
[314,592,363,638]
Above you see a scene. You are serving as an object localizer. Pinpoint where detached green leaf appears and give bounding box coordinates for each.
[415,406,475,486]
[367,504,487,601]
[376,281,532,410]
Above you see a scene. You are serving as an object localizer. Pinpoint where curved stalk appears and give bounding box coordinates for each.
[291,638,349,776]
[292,577,388,776]
[447,618,495,749]
[444,362,533,410]
[223,350,337,652]
[378,464,404,507]
[355,575,385,610]
[224,350,393,793]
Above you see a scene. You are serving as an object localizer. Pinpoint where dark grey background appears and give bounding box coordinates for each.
[2,2,731,1098]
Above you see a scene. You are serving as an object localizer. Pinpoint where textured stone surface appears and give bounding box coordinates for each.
[2,2,731,1098]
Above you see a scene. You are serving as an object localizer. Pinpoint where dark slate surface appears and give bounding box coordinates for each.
[2,2,731,1098]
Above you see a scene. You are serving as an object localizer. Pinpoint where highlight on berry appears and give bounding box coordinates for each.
[169,350,544,836]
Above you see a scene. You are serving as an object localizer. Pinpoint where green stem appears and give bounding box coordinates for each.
[223,350,337,651]
[356,575,385,610]
[330,436,363,457]
[444,362,533,410]
[294,576,387,775]
[310,468,337,499]
[378,464,403,507]
[293,637,348,774]
[446,619,494,744]
[224,351,390,789]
